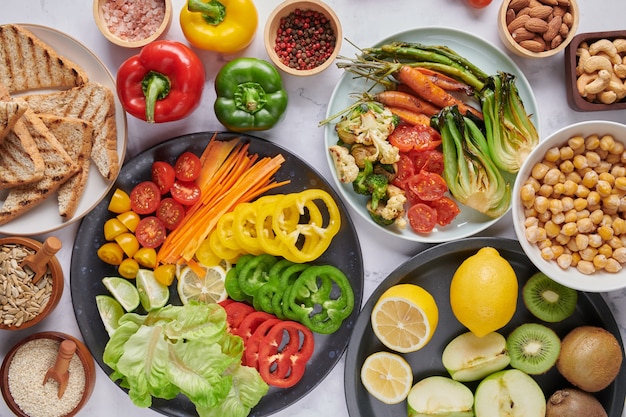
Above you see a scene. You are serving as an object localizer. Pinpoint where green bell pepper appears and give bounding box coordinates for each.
[214,57,288,132]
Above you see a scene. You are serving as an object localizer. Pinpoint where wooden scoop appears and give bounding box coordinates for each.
[21,236,62,284]
[43,339,77,399]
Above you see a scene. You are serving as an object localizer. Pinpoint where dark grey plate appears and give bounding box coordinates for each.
[71,131,364,417]
[344,237,625,417]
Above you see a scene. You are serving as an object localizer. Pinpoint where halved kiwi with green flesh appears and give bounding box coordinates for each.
[523,272,578,322]
[507,323,561,375]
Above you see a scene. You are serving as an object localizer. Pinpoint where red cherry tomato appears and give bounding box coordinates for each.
[407,170,448,202]
[407,203,438,234]
[409,149,444,174]
[467,0,492,8]
[391,153,416,189]
[174,151,202,182]
[135,216,167,248]
[388,124,442,153]
[130,181,161,215]
[170,181,201,206]
[430,196,461,226]
[151,161,176,194]
[156,197,186,230]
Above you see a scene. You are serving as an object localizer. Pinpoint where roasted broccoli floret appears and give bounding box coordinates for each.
[365,174,388,210]
[353,159,374,196]
[366,184,407,227]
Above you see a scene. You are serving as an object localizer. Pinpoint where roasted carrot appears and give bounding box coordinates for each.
[414,68,474,95]
[374,90,440,117]
[396,65,483,120]
[386,106,432,127]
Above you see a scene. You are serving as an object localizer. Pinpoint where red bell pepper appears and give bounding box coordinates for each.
[116,40,205,123]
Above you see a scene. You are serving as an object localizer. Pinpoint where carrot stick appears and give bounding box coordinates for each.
[386,106,433,127]
[396,65,483,120]
[414,68,474,95]
[374,90,440,117]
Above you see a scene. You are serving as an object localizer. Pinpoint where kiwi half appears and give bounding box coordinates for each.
[506,323,561,375]
[523,272,578,322]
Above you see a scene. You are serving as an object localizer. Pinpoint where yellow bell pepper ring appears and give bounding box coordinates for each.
[180,0,258,54]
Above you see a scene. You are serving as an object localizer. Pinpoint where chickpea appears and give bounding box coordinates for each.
[545,220,561,238]
[531,162,550,180]
[557,253,573,269]
[585,134,600,150]
[615,176,626,191]
[543,168,564,185]
[576,184,590,198]
[598,172,615,185]
[561,196,575,211]
[560,146,575,160]
[524,216,539,228]
[561,222,578,236]
[575,234,589,250]
[538,184,553,198]
[602,194,620,214]
[544,147,561,162]
[559,160,574,174]
[577,218,594,234]
[567,136,585,151]
[573,154,589,170]
[564,209,579,223]
[534,196,549,213]
[589,209,604,224]
[566,171,582,184]
[598,244,613,259]
[588,234,603,248]
[605,258,623,273]
[562,180,578,196]
[576,260,596,275]
[608,236,624,249]
[613,218,626,235]
[609,139,625,155]
[598,224,614,241]
[586,190,601,206]
[555,233,571,245]
[538,211,552,223]
[613,247,626,263]
[600,134,615,151]
[582,170,598,188]
[585,151,601,167]
[552,212,565,225]
[593,254,608,269]
[596,180,613,197]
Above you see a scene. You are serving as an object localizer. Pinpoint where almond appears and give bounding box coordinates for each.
[556,0,570,6]
[559,22,570,38]
[506,8,516,25]
[552,5,566,16]
[512,27,536,42]
[551,35,563,50]
[562,12,574,27]
[520,39,546,53]
[537,0,558,5]
[529,5,553,19]
[507,14,531,33]
[525,17,549,33]
[543,15,562,42]
[508,0,530,12]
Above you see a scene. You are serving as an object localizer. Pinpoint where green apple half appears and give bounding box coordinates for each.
[442,331,510,382]
[474,369,546,417]
[407,376,474,417]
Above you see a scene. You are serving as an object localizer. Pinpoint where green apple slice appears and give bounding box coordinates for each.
[407,376,474,417]
[442,331,511,382]
[474,369,545,417]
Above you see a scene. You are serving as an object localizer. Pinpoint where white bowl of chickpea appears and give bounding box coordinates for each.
[513,120,626,292]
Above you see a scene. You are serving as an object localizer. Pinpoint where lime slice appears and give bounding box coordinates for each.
[136,269,170,311]
[102,276,140,312]
[177,264,228,305]
[96,294,125,336]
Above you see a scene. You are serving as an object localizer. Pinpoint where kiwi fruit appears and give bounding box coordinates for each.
[523,272,578,322]
[546,388,607,417]
[506,322,561,374]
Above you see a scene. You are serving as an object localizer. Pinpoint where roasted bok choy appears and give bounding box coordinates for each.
[434,106,511,219]
[479,72,539,174]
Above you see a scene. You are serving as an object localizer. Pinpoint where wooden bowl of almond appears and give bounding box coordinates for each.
[0,236,64,330]
[498,0,579,58]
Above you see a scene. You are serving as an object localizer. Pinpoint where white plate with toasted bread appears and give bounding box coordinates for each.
[0,24,127,236]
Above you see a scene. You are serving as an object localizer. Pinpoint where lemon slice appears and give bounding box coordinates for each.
[136,269,170,311]
[371,283,439,353]
[361,351,413,404]
[177,264,228,305]
[96,294,125,336]
[102,276,140,313]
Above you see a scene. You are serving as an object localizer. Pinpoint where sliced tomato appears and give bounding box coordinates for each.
[407,170,448,202]
[170,180,201,206]
[174,151,202,182]
[135,216,167,248]
[130,181,161,215]
[407,203,438,234]
[430,196,461,226]
[151,161,176,194]
[409,149,444,174]
[391,153,415,189]
[388,123,442,152]
[157,197,185,230]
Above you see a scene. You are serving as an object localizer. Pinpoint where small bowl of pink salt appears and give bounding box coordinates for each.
[94,0,172,48]
[1,331,96,417]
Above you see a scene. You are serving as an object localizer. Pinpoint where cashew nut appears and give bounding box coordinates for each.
[583,55,613,73]
[614,63,626,79]
[577,72,598,97]
[607,72,626,99]
[598,90,618,104]
[614,38,626,53]
[585,69,611,95]
[576,46,591,76]
[589,39,622,65]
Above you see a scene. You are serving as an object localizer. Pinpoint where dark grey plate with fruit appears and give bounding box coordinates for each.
[344,237,625,416]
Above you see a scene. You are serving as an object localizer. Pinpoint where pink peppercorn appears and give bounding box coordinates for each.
[274,8,336,71]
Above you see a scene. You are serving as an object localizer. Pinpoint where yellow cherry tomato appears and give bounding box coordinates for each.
[180,0,258,54]
[133,247,157,269]
[154,263,176,286]
[114,232,140,258]
[117,210,141,233]
[108,188,132,214]
[97,242,125,266]
[118,258,140,279]
[103,218,129,241]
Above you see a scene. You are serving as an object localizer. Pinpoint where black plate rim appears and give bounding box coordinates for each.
[70,131,364,417]
[344,236,626,417]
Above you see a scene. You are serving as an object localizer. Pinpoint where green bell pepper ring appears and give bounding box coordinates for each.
[237,253,278,297]
[214,57,288,132]
[285,265,355,334]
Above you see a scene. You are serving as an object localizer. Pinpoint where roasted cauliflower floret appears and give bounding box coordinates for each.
[367,184,407,228]
[329,145,359,183]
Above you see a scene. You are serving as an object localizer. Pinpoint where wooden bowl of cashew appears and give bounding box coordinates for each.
[565,30,626,111]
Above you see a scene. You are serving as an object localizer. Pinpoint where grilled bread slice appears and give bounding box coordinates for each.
[39,114,93,219]
[23,81,119,180]
[0,109,79,225]
[0,24,88,94]
[0,98,28,143]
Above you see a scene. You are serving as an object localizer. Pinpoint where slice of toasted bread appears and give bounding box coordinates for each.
[39,114,93,219]
[0,109,79,225]
[22,81,119,180]
[0,24,88,94]
[0,98,28,143]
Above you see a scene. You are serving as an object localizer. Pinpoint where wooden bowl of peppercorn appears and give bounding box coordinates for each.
[264,0,342,76]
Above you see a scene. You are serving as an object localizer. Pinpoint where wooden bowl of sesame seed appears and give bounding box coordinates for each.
[0,237,64,331]
[264,0,342,76]
[94,0,172,48]
[1,331,96,417]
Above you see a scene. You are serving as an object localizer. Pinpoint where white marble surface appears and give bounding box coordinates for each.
[1,0,626,416]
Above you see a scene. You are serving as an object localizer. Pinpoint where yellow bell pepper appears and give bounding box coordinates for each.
[180,0,258,54]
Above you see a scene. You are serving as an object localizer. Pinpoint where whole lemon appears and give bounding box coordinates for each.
[449,247,518,337]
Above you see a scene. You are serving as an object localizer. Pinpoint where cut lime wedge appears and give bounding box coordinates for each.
[102,276,140,313]
[136,269,170,311]
[96,294,125,336]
